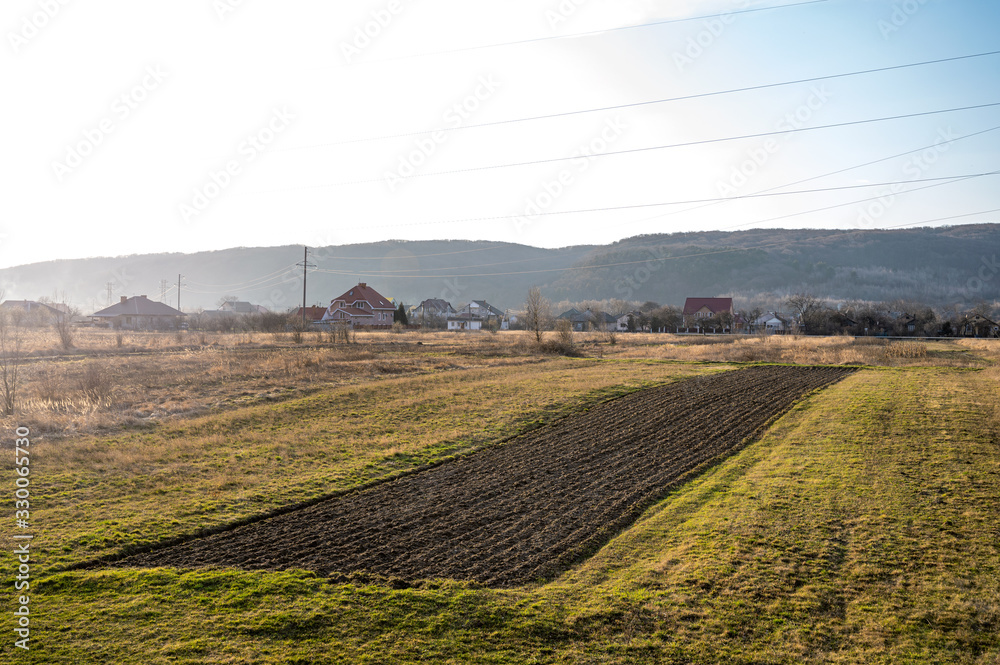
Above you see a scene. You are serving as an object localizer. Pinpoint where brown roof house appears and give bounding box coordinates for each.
[320,283,395,327]
[682,297,735,332]
[292,306,328,323]
[91,296,186,330]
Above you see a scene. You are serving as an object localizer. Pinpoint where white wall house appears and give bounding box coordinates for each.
[447,314,482,331]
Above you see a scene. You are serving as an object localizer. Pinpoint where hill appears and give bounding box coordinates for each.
[2,225,998,313]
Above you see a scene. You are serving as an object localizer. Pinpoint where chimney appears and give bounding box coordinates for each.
[120,296,128,304]
[140,295,146,299]
[358,282,366,288]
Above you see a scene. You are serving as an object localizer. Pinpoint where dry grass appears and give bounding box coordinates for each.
[598,333,991,367]
[4,329,995,439]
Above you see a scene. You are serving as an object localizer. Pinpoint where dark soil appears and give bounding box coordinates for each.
[112,366,856,587]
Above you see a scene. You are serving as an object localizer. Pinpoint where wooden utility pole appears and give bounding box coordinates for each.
[297,247,315,326]
[177,274,183,312]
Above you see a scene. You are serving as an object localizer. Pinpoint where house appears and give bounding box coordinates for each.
[616,311,643,332]
[447,313,482,331]
[682,297,735,332]
[455,300,505,327]
[754,311,791,334]
[91,295,186,330]
[557,308,617,332]
[411,299,456,325]
[320,283,396,327]
[959,314,999,338]
[292,306,328,323]
[0,300,67,324]
[218,300,268,315]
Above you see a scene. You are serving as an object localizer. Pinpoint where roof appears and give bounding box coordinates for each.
[682,297,734,316]
[92,296,185,318]
[331,283,394,310]
[416,298,455,313]
[557,308,615,323]
[755,311,790,324]
[219,301,258,313]
[0,300,64,317]
[469,300,504,316]
[557,308,582,319]
[324,306,374,319]
[293,306,327,321]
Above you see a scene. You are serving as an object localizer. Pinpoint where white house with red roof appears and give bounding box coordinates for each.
[320,283,396,327]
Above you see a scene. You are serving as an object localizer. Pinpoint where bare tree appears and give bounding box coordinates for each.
[0,308,27,416]
[523,287,551,344]
[742,307,763,334]
[785,293,824,333]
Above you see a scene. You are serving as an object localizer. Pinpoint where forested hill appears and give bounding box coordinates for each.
[2,224,998,313]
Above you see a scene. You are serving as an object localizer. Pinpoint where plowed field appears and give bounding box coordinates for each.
[113,365,856,586]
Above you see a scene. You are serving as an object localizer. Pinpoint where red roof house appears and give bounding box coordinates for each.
[292,306,328,322]
[682,297,734,318]
[321,283,395,327]
[682,297,735,330]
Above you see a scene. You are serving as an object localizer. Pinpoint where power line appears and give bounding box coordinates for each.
[280,49,1000,151]
[304,171,1000,234]
[620,123,1000,229]
[263,102,1000,193]
[186,261,301,291]
[332,0,831,68]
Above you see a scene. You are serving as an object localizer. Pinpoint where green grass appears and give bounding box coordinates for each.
[8,358,722,573]
[9,365,1000,663]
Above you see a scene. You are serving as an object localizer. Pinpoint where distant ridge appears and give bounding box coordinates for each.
[2,225,998,313]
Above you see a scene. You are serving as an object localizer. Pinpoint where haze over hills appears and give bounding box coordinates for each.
[3,224,999,314]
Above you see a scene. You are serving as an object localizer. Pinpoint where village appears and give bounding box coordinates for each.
[3,281,998,338]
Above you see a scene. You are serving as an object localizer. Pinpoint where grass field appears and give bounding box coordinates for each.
[3,331,1000,663]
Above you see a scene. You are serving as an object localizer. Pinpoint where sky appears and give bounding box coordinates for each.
[3,0,999,270]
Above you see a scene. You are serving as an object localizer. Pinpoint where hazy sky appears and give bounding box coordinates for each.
[3,0,999,269]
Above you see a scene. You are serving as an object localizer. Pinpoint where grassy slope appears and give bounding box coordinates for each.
[14,365,1000,663]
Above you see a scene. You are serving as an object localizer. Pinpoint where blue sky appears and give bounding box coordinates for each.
[2,0,998,269]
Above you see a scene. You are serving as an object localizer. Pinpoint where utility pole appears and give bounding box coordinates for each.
[177,274,183,312]
[160,279,168,303]
[297,247,315,326]
[106,282,113,306]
